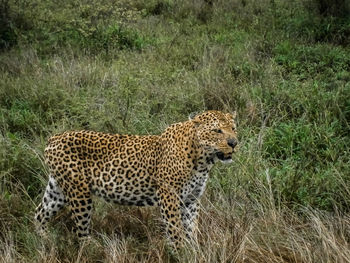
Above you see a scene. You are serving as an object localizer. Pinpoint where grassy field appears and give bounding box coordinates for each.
[1,0,350,262]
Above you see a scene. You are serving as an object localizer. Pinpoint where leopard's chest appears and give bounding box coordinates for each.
[180,163,212,202]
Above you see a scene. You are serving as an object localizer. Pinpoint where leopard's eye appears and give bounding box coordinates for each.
[213,129,223,134]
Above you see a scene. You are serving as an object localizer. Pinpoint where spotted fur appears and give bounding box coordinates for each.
[34,110,238,248]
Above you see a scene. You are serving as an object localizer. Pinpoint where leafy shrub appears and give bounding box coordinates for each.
[276,0,350,44]
[307,0,350,17]
[88,25,146,52]
[0,0,19,50]
[262,120,349,209]
[264,120,343,163]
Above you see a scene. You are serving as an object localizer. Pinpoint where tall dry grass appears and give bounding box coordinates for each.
[1,152,350,263]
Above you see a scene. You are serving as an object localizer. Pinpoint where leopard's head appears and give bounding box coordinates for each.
[190,110,238,163]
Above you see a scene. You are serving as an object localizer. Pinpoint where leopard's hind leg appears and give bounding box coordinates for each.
[34,176,66,236]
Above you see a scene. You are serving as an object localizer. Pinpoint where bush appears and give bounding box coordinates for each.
[0,0,147,55]
[0,0,17,49]
[275,0,350,44]
[308,0,350,17]
[261,120,348,209]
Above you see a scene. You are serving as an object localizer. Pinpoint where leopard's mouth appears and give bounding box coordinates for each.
[216,151,233,163]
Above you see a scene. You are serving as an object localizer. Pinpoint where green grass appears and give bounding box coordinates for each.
[1,0,350,261]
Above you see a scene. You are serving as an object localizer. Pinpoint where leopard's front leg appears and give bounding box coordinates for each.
[156,185,185,249]
[181,200,199,241]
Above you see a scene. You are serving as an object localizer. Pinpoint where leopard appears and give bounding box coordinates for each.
[34,110,238,248]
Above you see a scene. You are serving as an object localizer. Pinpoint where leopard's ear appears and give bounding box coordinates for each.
[188,112,198,121]
[189,112,201,127]
[230,111,237,119]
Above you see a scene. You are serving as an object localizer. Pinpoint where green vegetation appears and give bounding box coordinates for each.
[1,0,349,262]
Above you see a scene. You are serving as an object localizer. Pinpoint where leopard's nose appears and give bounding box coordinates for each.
[227,139,237,149]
